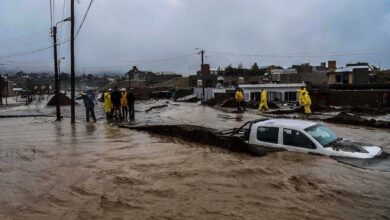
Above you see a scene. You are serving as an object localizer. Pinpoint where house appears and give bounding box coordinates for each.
[258,65,283,75]
[270,69,297,82]
[328,62,371,84]
[194,83,305,103]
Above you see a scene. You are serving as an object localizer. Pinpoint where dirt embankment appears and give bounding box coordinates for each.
[47,93,77,106]
[325,112,390,129]
[119,124,282,156]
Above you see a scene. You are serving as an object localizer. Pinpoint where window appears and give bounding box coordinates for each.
[257,127,279,144]
[336,73,349,84]
[285,92,297,102]
[335,74,342,83]
[283,129,316,149]
[304,124,338,146]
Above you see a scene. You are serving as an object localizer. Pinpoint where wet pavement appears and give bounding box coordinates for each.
[0,99,390,219]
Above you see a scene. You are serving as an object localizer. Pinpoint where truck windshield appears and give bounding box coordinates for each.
[304,124,339,146]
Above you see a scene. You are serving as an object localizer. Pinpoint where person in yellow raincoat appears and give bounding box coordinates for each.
[301,90,312,115]
[104,89,112,119]
[235,88,244,112]
[297,86,307,107]
[120,88,128,121]
[258,89,268,112]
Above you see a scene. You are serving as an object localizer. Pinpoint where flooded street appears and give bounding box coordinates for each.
[0,101,390,219]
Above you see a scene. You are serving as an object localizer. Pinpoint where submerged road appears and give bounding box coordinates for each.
[0,101,389,219]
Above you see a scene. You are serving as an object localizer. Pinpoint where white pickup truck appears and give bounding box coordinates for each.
[225,118,383,159]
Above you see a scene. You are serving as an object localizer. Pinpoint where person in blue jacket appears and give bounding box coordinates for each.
[76,90,96,122]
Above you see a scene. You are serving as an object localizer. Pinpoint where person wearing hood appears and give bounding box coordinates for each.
[110,86,122,119]
[120,88,128,121]
[103,89,112,119]
[235,87,245,113]
[258,89,268,112]
[76,90,96,122]
[301,90,312,115]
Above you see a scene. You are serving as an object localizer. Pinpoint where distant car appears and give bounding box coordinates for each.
[232,119,383,159]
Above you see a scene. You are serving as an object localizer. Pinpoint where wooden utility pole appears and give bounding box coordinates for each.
[52,26,61,121]
[70,0,76,123]
[200,50,205,104]
[0,75,3,107]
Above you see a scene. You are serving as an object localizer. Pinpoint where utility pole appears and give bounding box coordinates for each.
[70,0,76,123]
[0,75,3,107]
[52,26,61,121]
[200,50,205,104]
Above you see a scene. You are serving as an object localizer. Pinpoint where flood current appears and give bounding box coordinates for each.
[0,99,389,219]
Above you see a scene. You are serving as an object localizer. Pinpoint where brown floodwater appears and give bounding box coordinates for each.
[0,101,389,219]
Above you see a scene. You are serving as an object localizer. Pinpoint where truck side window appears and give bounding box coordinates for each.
[257,127,279,144]
[283,129,316,149]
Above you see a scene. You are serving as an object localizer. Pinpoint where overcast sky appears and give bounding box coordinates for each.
[0,0,389,75]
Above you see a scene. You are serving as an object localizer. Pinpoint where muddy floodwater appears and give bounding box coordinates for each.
[0,100,390,219]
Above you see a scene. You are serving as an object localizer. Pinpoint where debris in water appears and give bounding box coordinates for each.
[145,104,168,113]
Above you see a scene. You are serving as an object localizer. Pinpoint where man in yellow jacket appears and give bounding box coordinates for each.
[297,86,307,107]
[104,89,112,119]
[235,88,244,112]
[301,90,312,115]
[120,88,128,121]
[258,89,268,112]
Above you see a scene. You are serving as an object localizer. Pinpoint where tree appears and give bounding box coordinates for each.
[251,62,259,70]
[237,63,243,69]
[217,66,223,76]
[374,70,390,83]
[224,64,235,76]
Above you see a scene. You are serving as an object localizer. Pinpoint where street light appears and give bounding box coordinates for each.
[56,17,71,26]
[52,17,70,121]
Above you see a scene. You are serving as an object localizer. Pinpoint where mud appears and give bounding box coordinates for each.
[348,106,390,115]
[145,104,168,113]
[47,93,76,106]
[1,100,390,219]
[119,124,282,156]
[325,112,390,129]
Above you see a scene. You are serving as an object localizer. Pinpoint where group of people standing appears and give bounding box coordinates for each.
[103,86,135,121]
[234,86,312,115]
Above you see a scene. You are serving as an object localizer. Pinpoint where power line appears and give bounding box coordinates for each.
[75,0,94,39]
[0,37,50,50]
[121,52,197,64]
[0,29,48,45]
[0,40,69,59]
[58,0,67,58]
[94,52,198,69]
[206,48,390,58]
